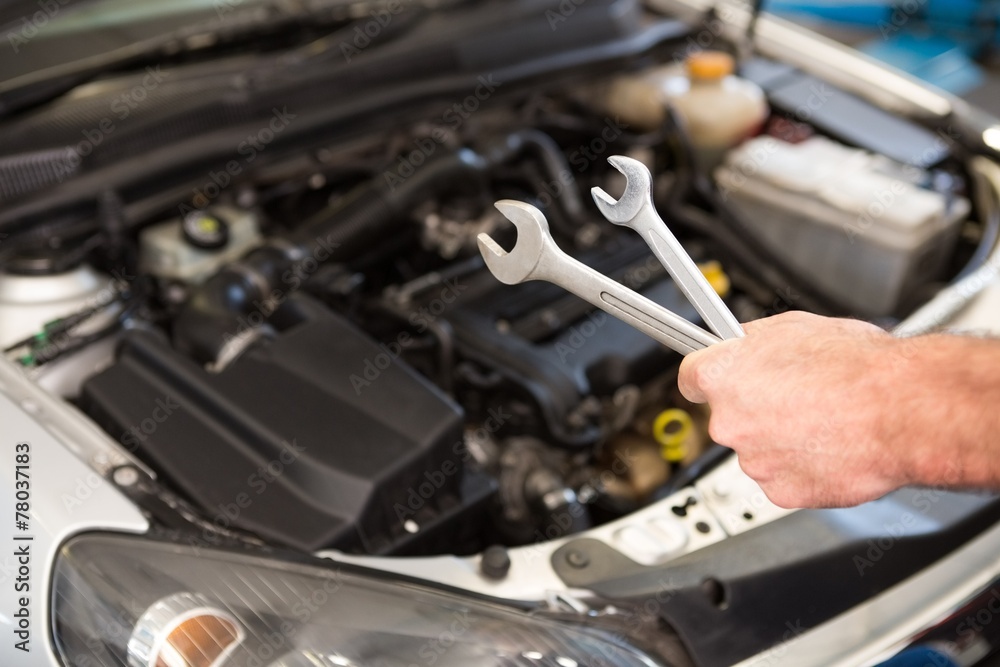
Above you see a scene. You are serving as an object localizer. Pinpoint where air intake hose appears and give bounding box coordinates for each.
[173,147,494,365]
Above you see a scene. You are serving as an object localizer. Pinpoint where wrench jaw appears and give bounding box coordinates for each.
[590,155,652,225]
[476,200,554,285]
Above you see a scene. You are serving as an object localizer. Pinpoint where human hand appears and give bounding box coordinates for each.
[677,311,907,508]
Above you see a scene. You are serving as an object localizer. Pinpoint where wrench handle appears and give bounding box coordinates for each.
[539,256,720,355]
[640,215,745,341]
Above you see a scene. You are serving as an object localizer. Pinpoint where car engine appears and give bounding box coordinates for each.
[0,0,981,565]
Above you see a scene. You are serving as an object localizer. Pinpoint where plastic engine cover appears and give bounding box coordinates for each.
[80,313,465,553]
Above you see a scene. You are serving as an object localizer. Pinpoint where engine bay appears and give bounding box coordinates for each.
[0,0,987,564]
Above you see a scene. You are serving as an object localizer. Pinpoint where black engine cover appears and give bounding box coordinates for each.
[81,312,465,553]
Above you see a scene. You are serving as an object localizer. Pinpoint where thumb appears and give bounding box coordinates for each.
[677,348,711,404]
[677,338,745,404]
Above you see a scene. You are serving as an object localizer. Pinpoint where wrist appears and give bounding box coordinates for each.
[883,334,1000,489]
[866,335,926,489]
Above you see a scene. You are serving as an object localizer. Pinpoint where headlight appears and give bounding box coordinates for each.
[53,533,664,667]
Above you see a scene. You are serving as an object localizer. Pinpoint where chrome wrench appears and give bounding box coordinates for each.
[591,156,745,340]
[477,200,720,356]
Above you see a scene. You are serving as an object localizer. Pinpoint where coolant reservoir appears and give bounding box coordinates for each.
[669,51,768,166]
[607,51,768,168]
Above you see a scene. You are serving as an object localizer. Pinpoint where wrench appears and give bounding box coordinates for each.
[591,156,745,340]
[477,200,720,355]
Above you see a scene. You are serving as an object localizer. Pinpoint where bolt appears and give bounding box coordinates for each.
[113,466,139,487]
[565,549,590,569]
[480,545,511,580]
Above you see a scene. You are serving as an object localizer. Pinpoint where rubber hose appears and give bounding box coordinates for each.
[173,148,490,364]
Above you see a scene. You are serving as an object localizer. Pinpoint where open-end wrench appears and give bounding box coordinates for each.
[591,156,745,340]
[477,200,720,356]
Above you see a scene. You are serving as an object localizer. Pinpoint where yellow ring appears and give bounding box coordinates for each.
[653,409,693,462]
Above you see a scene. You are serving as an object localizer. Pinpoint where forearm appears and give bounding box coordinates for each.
[678,312,1000,508]
[888,334,1000,489]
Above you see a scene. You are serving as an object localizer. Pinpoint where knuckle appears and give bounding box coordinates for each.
[693,356,723,392]
[707,414,732,445]
[677,358,699,393]
[735,453,760,479]
[761,485,798,509]
[736,453,776,488]
[757,477,805,508]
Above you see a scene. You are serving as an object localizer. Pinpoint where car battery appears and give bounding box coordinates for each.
[714,135,969,316]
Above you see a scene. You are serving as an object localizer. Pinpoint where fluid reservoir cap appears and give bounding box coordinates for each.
[686,50,734,80]
[182,211,229,250]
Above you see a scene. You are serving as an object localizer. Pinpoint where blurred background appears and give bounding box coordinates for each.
[766,0,1000,115]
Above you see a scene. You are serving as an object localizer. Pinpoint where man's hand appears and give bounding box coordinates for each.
[678,311,910,509]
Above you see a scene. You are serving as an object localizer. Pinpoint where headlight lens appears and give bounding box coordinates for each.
[53,533,664,667]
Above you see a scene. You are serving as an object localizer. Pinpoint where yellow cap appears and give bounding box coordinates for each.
[653,409,694,463]
[698,260,731,298]
[686,51,735,80]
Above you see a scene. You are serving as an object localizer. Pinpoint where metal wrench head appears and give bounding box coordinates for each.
[590,155,652,225]
[477,200,555,285]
